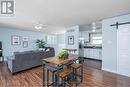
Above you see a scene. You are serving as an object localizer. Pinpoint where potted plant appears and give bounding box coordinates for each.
[58,50,69,60]
[36,39,46,51]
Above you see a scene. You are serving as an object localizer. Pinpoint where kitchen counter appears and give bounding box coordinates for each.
[79,46,102,60]
[83,46,102,49]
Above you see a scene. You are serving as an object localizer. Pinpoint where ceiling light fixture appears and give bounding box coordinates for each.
[34,22,47,30]
[35,23,43,30]
[92,22,96,32]
[92,29,96,32]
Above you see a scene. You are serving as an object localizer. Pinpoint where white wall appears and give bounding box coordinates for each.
[102,14,130,75]
[0,28,56,59]
[65,25,79,53]
[102,19,117,72]
[56,34,65,55]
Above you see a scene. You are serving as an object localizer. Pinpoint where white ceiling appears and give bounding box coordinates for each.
[0,0,130,34]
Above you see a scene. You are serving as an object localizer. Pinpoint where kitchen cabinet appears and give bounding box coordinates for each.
[84,48,102,60]
[93,49,102,60]
[84,48,90,58]
[89,49,94,58]
[93,49,98,59]
[98,49,102,59]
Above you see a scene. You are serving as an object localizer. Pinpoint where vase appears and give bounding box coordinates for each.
[64,53,69,59]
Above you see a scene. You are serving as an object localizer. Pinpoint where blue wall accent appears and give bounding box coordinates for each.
[0,28,49,59]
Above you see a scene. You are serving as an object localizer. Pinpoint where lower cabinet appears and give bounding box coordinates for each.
[84,48,102,60]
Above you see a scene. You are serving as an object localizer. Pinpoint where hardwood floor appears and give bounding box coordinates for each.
[84,58,102,70]
[0,63,130,87]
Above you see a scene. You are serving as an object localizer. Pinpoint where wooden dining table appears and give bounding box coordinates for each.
[42,54,79,87]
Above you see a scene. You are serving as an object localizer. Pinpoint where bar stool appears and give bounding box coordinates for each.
[71,57,84,87]
[46,67,57,87]
[56,68,73,87]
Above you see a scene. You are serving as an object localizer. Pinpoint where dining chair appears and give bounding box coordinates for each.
[71,57,84,87]
[56,68,73,87]
[46,67,57,87]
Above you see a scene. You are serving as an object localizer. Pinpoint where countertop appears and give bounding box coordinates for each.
[80,46,102,49]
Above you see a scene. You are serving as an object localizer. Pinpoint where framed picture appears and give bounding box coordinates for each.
[11,35,21,46]
[68,36,74,45]
[22,41,28,48]
[22,37,29,42]
[22,37,29,48]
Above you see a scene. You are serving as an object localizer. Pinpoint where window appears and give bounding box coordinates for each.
[91,33,102,45]
[46,35,57,44]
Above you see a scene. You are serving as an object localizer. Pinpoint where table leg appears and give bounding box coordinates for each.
[55,66,61,87]
[2,56,4,62]
[42,63,45,87]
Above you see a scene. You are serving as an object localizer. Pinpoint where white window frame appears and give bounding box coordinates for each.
[46,35,57,45]
[91,33,102,45]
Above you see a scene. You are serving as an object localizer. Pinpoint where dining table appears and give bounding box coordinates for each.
[42,54,80,87]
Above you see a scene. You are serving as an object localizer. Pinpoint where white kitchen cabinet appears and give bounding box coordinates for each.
[93,49,99,59]
[98,49,102,60]
[84,48,90,58]
[83,48,102,60]
[93,49,102,60]
[89,49,94,58]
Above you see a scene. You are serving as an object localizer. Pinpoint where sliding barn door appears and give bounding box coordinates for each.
[117,24,130,77]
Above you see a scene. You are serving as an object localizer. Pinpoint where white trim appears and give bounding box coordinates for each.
[102,68,117,74]
[116,72,130,77]
[102,68,130,77]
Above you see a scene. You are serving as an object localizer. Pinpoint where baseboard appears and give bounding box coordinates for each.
[102,68,117,74]
[116,72,130,77]
[102,68,130,77]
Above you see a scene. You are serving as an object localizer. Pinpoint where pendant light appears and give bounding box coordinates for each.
[92,22,96,32]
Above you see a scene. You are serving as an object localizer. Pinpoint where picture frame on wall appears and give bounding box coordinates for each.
[68,36,74,45]
[11,35,21,46]
[22,41,28,48]
[22,37,29,42]
[22,37,29,48]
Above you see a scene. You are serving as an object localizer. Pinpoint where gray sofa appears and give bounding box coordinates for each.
[7,47,55,74]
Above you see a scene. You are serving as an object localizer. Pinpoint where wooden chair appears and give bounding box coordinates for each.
[71,57,84,87]
[56,68,73,87]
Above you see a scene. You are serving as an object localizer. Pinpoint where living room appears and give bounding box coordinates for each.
[0,0,130,87]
